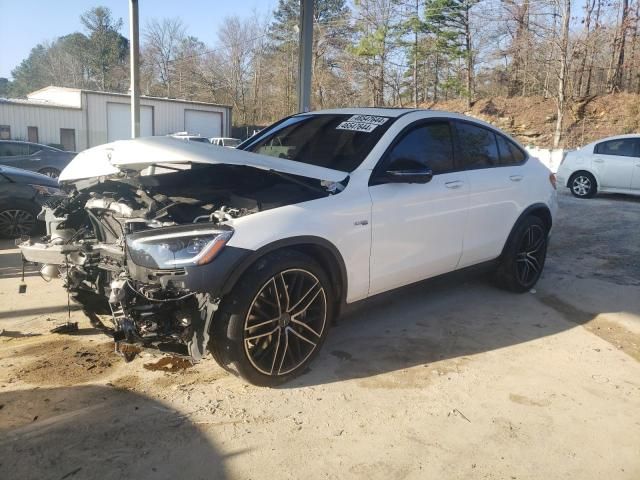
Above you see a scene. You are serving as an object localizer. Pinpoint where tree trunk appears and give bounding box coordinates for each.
[585,0,602,95]
[626,1,639,91]
[413,0,419,108]
[464,3,473,108]
[609,0,630,92]
[576,0,596,97]
[553,0,571,148]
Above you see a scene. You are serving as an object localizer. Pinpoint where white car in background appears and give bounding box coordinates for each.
[19,108,557,385]
[169,132,211,144]
[211,137,241,148]
[557,134,640,198]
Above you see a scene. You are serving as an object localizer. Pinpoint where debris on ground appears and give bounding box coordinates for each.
[50,322,79,334]
[448,408,471,423]
[115,342,142,362]
[13,340,118,385]
[143,356,194,373]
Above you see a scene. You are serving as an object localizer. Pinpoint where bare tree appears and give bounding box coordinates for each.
[553,0,571,148]
[608,0,631,92]
[143,18,186,97]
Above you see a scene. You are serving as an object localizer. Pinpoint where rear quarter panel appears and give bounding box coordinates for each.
[557,148,596,187]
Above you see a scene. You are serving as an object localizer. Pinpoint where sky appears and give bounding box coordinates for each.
[0,0,276,78]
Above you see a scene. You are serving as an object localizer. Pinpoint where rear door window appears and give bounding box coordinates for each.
[0,142,29,157]
[455,122,499,169]
[594,139,637,157]
[28,144,44,155]
[495,135,526,165]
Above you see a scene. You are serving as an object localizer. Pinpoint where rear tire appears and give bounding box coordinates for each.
[569,171,597,198]
[209,250,333,386]
[495,216,548,293]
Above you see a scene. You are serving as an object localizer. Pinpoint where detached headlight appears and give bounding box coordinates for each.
[30,184,63,196]
[127,225,233,269]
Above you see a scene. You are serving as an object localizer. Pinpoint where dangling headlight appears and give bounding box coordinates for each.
[127,225,233,269]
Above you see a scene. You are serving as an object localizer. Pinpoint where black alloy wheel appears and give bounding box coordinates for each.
[515,223,546,287]
[38,167,61,178]
[209,250,333,386]
[244,268,327,376]
[495,215,548,293]
[0,208,37,238]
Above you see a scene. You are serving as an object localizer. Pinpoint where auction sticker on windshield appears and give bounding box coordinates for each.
[336,115,389,133]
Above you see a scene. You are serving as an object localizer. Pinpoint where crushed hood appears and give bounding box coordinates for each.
[59,136,347,184]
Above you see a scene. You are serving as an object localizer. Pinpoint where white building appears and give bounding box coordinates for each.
[0,86,232,151]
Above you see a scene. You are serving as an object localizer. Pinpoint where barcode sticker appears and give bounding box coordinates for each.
[336,115,389,132]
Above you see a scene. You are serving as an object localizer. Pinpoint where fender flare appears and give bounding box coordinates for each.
[500,203,553,258]
[219,235,349,304]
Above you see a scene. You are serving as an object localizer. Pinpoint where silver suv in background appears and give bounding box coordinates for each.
[0,140,76,178]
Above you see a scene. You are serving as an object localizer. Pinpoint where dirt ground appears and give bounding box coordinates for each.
[1,190,639,480]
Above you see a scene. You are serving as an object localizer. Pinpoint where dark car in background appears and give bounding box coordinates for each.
[0,165,63,238]
[0,140,76,178]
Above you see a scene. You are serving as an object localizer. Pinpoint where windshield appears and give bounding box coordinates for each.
[241,114,395,172]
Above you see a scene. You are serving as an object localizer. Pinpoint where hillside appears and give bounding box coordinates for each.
[427,94,640,149]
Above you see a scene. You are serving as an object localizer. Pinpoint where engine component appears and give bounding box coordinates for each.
[40,264,60,282]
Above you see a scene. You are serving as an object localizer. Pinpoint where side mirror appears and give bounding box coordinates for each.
[383,158,433,184]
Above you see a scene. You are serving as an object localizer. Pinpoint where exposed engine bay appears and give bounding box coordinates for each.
[19,164,335,359]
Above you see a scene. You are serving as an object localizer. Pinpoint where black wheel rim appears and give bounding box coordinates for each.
[244,268,327,376]
[0,209,35,238]
[572,175,591,196]
[39,168,60,178]
[516,224,546,286]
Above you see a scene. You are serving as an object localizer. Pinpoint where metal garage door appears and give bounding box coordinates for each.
[107,103,153,142]
[184,109,222,138]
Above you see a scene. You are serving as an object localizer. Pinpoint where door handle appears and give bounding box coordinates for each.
[593,159,604,163]
[445,181,464,189]
[509,175,523,182]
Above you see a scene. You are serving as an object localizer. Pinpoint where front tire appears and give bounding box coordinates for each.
[496,216,548,293]
[209,250,333,386]
[0,200,39,238]
[569,172,597,198]
[38,167,61,178]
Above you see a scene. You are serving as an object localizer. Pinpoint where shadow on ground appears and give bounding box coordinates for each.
[0,385,231,480]
[284,265,640,388]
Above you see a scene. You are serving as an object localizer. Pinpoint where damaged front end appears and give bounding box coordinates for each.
[19,159,334,360]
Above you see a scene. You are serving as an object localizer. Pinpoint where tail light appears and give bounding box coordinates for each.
[549,173,557,190]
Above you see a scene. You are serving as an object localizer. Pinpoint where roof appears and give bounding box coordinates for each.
[27,86,232,109]
[307,107,418,118]
[294,107,512,133]
[0,97,81,110]
[585,133,640,144]
[0,139,62,150]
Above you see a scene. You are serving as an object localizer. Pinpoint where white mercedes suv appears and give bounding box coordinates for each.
[19,108,557,385]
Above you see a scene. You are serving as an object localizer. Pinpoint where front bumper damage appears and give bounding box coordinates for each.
[19,228,251,362]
